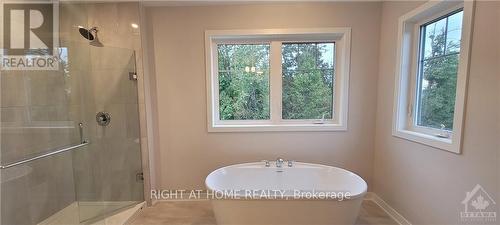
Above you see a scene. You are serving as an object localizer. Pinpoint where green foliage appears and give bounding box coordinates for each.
[218,44,270,120]
[417,24,460,130]
[282,43,334,120]
[217,43,335,121]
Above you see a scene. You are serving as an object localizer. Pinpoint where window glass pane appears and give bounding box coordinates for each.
[423,17,447,59]
[446,11,463,53]
[318,43,334,68]
[217,44,270,120]
[416,10,463,131]
[416,51,459,130]
[282,42,334,120]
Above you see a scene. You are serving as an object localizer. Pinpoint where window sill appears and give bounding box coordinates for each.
[208,123,347,132]
[392,129,459,154]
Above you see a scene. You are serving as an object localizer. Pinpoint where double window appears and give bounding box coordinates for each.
[393,1,474,153]
[205,29,351,132]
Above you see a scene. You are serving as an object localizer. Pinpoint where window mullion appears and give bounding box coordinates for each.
[443,16,448,54]
[213,42,221,124]
[269,41,282,124]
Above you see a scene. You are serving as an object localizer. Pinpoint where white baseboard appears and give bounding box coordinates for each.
[365,192,412,225]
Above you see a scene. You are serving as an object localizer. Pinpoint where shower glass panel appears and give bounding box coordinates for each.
[1,41,143,224]
[72,45,144,223]
[1,43,88,225]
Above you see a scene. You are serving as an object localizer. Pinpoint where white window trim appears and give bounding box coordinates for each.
[205,28,351,132]
[392,0,475,154]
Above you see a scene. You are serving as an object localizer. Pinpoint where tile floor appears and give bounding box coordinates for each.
[130,200,397,225]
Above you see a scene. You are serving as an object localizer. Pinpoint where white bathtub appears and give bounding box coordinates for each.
[205,162,367,225]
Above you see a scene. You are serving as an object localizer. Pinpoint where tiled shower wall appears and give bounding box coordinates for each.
[64,2,147,203]
[59,2,148,203]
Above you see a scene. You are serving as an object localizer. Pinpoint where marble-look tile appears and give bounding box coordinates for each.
[125,103,141,139]
[86,3,141,49]
[1,152,76,225]
[136,63,145,105]
[59,3,90,48]
[90,46,136,71]
[130,200,398,225]
[1,107,26,123]
[1,71,27,107]
[138,103,148,138]
[63,43,92,72]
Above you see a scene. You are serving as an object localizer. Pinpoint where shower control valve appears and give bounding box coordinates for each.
[96,111,111,126]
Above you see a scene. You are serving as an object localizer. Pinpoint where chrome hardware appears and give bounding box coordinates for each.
[0,141,89,169]
[129,72,138,81]
[79,122,84,144]
[261,160,270,167]
[313,114,326,124]
[0,122,89,169]
[275,158,285,172]
[287,160,295,167]
[136,172,144,182]
[435,124,450,138]
[276,158,284,168]
[96,112,111,126]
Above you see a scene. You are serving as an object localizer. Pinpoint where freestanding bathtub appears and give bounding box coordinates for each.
[205,161,367,225]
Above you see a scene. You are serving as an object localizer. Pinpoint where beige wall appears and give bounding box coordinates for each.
[373,1,499,224]
[146,2,382,190]
[144,1,499,223]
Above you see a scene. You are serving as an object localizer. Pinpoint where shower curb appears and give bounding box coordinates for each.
[364,192,412,225]
[36,201,145,225]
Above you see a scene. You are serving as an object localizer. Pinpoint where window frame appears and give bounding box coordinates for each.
[410,7,463,139]
[392,0,475,153]
[205,28,351,132]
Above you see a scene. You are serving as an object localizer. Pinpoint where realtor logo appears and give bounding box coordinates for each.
[1,2,59,70]
[461,184,497,223]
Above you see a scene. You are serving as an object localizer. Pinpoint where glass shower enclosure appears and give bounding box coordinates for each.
[0,41,144,224]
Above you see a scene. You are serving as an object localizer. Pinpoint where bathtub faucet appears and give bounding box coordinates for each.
[276,158,285,168]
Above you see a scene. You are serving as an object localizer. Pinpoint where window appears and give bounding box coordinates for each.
[282,43,335,120]
[217,44,270,120]
[393,0,474,153]
[206,28,351,132]
[415,10,463,134]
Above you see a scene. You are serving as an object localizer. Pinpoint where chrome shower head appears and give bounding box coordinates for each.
[78,26,96,40]
[78,26,103,47]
